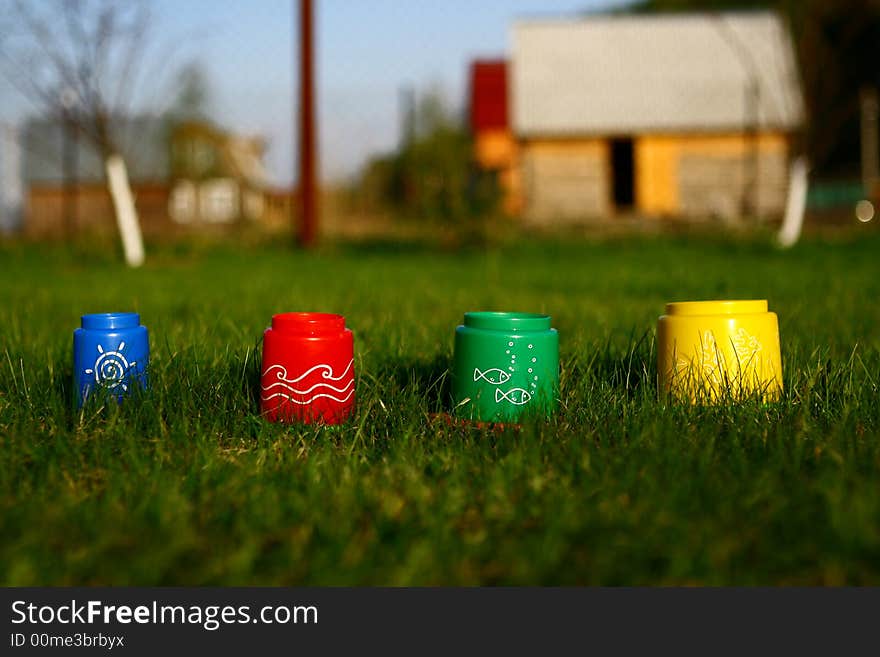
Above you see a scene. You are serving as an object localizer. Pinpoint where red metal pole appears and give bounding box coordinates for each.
[297,0,317,247]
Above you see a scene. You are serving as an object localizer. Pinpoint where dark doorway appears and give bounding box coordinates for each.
[611,138,635,209]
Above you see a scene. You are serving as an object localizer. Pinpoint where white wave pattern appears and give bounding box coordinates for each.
[261,360,354,405]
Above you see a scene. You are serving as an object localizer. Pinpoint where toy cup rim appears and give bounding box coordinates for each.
[271,312,346,334]
[664,299,769,317]
[80,312,140,330]
[463,311,551,332]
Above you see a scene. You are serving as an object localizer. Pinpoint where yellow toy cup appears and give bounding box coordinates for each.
[657,300,783,402]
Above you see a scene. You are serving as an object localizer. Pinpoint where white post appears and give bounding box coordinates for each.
[778,156,808,249]
[105,153,145,267]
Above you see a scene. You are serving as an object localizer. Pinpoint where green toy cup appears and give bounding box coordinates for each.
[451,311,559,422]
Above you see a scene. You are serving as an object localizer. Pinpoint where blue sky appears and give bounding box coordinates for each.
[2,0,632,184]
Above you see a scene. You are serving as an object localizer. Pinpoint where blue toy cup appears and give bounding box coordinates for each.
[73,312,149,406]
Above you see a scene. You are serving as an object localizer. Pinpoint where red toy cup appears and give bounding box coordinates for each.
[260,313,355,424]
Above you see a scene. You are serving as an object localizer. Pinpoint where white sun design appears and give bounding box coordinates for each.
[84,342,136,392]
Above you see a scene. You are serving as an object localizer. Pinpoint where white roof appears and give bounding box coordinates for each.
[511,12,804,136]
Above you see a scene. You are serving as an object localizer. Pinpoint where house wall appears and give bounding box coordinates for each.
[637,132,790,218]
[25,183,172,239]
[26,180,283,239]
[516,132,790,222]
[519,138,609,223]
[473,129,522,215]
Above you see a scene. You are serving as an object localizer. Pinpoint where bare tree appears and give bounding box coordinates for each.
[0,0,172,266]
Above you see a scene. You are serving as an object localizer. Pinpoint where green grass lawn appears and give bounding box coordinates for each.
[1,231,878,585]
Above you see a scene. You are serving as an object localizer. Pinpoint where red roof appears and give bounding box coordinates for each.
[469,60,508,133]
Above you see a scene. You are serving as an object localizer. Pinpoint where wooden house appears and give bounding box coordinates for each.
[21,117,282,238]
[475,11,805,222]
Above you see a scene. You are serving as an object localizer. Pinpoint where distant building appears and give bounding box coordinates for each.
[0,123,23,233]
[167,121,272,225]
[471,11,804,222]
[21,116,282,238]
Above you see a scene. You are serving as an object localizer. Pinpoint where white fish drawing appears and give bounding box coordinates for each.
[473,368,511,385]
[495,387,532,405]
